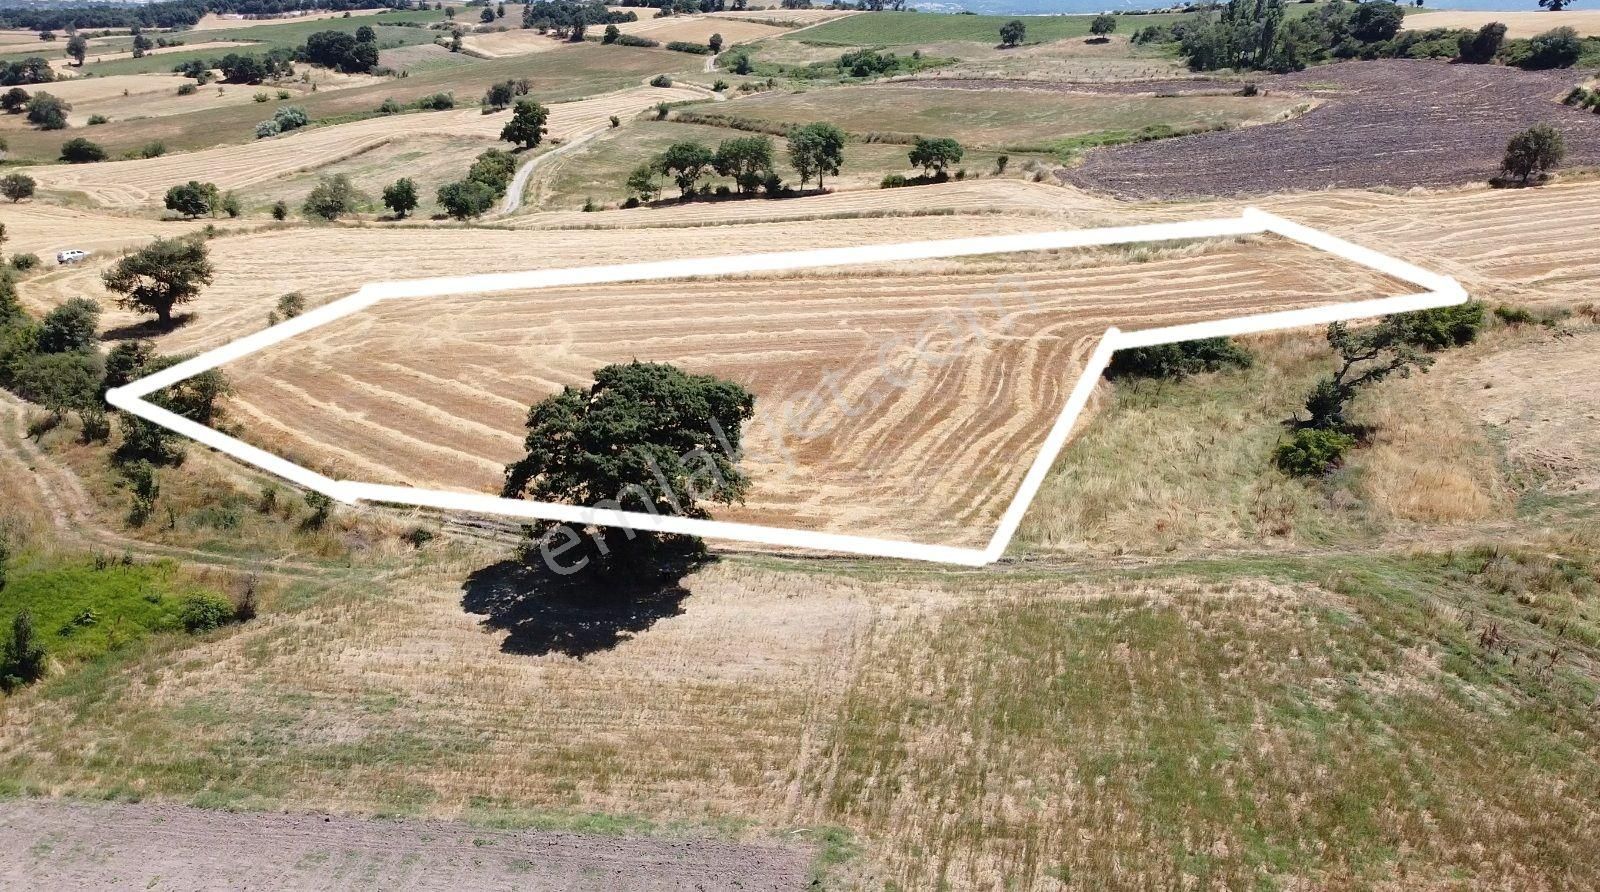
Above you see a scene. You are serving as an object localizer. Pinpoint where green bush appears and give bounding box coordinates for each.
[1403,301,1484,350]
[10,253,40,272]
[1106,337,1253,380]
[649,74,674,87]
[665,40,712,54]
[178,592,234,633]
[1275,428,1356,477]
[880,173,909,189]
[177,82,197,96]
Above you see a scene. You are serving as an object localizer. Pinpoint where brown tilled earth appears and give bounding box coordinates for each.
[216,239,1407,546]
[1064,59,1600,198]
[0,800,810,891]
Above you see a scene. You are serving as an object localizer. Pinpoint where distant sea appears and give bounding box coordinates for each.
[911,0,1548,14]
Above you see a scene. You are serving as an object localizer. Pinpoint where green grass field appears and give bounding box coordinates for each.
[706,83,1304,152]
[0,555,222,667]
[786,10,1186,46]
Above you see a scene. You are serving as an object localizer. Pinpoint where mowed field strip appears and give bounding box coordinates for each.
[21,85,706,208]
[208,235,1414,547]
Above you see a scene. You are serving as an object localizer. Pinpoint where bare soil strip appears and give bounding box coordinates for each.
[1065,60,1600,199]
[0,799,810,891]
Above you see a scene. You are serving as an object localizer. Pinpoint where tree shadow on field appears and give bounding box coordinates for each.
[101,312,195,341]
[460,549,713,658]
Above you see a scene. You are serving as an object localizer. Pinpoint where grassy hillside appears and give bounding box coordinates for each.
[787,10,1185,46]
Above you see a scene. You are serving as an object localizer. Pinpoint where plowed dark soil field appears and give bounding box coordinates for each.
[1063,59,1600,199]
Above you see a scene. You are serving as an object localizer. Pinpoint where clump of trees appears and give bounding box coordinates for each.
[437,148,518,219]
[59,137,105,163]
[1106,337,1252,381]
[909,136,963,178]
[788,121,845,190]
[164,180,222,218]
[482,77,530,110]
[522,0,637,37]
[1499,124,1565,185]
[254,104,308,138]
[501,361,755,576]
[1276,302,1485,476]
[0,57,53,87]
[24,91,68,130]
[301,28,380,74]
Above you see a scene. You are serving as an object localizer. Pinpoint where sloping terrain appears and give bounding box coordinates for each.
[213,237,1408,546]
[1066,60,1600,198]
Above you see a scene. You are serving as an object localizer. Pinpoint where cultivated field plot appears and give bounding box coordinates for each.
[1067,59,1600,198]
[22,85,704,208]
[0,203,199,263]
[0,800,810,891]
[616,13,792,45]
[1405,8,1600,38]
[192,8,391,30]
[208,235,1414,548]
[0,72,360,129]
[710,82,1305,149]
[708,8,858,27]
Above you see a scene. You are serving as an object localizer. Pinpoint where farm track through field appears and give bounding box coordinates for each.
[21,85,705,209]
[1066,60,1600,198]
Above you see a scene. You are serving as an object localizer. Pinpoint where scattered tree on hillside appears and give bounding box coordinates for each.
[101,237,214,330]
[1,87,28,113]
[656,140,715,197]
[64,32,87,65]
[437,179,497,219]
[302,173,363,220]
[1456,21,1506,63]
[1090,14,1117,37]
[1538,0,1572,10]
[501,361,755,575]
[24,91,67,130]
[787,121,845,190]
[383,177,419,218]
[604,23,620,42]
[709,32,723,52]
[59,137,104,163]
[713,135,775,195]
[164,180,220,219]
[1,173,34,202]
[999,19,1026,47]
[625,163,660,204]
[1501,124,1565,184]
[500,98,550,149]
[909,136,963,178]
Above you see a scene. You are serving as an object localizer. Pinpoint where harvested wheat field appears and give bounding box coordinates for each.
[459,28,571,58]
[1405,8,1600,38]
[0,72,353,128]
[616,14,793,44]
[47,40,254,71]
[0,203,200,262]
[21,85,704,208]
[191,8,390,30]
[1447,328,1600,495]
[212,237,1410,546]
[1067,59,1600,198]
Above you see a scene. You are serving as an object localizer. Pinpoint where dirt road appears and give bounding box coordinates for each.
[0,799,811,891]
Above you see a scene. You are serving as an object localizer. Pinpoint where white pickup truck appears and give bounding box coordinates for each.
[56,249,88,264]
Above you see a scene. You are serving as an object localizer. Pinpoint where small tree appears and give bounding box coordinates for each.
[382,177,419,218]
[604,23,620,43]
[65,32,88,65]
[437,178,497,219]
[999,18,1026,47]
[164,180,219,218]
[713,135,774,195]
[25,92,69,130]
[1089,14,1116,37]
[1,87,29,114]
[303,173,363,220]
[59,137,106,163]
[501,98,550,149]
[1,610,47,692]
[909,136,963,178]
[709,32,724,52]
[271,199,288,220]
[221,191,240,218]
[1,173,34,203]
[502,361,755,573]
[1501,124,1565,184]
[36,297,101,353]
[625,162,661,203]
[1301,316,1435,431]
[101,237,214,330]
[787,121,845,190]
[656,141,715,197]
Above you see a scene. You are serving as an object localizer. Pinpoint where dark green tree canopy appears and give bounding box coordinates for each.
[909,136,963,177]
[786,121,845,190]
[500,98,550,149]
[101,237,214,329]
[503,362,755,568]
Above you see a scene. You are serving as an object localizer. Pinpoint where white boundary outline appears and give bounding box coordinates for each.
[106,209,1466,566]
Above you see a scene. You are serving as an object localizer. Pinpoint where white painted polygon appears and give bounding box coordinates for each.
[106,209,1467,566]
